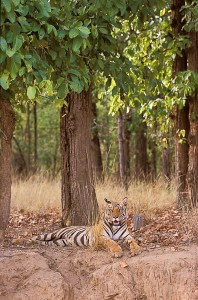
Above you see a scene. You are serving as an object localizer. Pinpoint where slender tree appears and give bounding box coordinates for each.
[0,98,15,241]
[26,103,31,173]
[117,110,131,189]
[91,101,103,181]
[162,145,172,188]
[186,29,198,207]
[33,101,38,172]
[171,0,189,207]
[135,117,148,181]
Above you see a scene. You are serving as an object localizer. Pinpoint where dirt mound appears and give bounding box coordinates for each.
[0,245,197,300]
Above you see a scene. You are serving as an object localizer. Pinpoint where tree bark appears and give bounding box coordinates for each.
[60,88,99,226]
[0,98,15,240]
[52,135,59,177]
[91,101,103,181]
[162,145,171,188]
[172,0,189,208]
[135,118,148,181]
[26,102,31,173]
[117,110,131,189]
[186,30,198,207]
[33,101,38,172]
[13,136,27,175]
[148,140,157,182]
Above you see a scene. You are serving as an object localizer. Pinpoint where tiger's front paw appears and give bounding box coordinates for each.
[113,249,123,258]
[128,239,142,256]
[109,243,123,258]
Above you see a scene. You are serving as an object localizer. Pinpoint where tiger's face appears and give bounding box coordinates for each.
[103,197,128,226]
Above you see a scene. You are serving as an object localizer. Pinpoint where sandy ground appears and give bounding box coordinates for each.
[0,244,197,300]
[0,209,197,300]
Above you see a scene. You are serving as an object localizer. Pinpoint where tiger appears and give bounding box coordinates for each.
[32,197,141,257]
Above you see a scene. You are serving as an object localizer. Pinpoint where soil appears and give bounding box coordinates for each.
[0,209,197,300]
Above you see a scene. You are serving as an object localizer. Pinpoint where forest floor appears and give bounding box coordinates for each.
[1,208,198,300]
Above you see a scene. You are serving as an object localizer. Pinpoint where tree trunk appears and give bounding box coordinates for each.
[0,98,15,240]
[33,101,38,172]
[186,30,198,207]
[162,145,171,188]
[52,135,59,177]
[172,0,189,208]
[60,88,99,226]
[135,118,147,181]
[26,103,31,173]
[174,104,190,207]
[117,110,131,189]
[148,140,157,181]
[91,101,103,181]
[13,136,27,175]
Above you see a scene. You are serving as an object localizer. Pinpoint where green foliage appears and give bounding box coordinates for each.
[1,0,196,177]
[1,0,171,101]
[182,0,198,32]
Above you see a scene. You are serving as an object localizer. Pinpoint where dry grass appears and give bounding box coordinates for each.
[10,175,197,248]
[96,178,176,219]
[11,174,61,213]
[11,175,176,219]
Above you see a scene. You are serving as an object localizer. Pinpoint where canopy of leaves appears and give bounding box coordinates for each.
[1,0,170,103]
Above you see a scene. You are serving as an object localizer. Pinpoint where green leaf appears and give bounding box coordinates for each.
[6,48,15,57]
[78,26,90,37]
[13,35,23,52]
[99,27,108,34]
[57,82,69,98]
[160,8,166,17]
[68,68,81,76]
[51,28,57,37]
[69,28,79,39]
[16,4,29,16]
[0,72,9,90]
[19,66,25,76]
[12,0,20,6]
[91,26,98,38]
[8,57,21,79]
[35,2,50,18]
[2,0,11,12]
[0,37,8,52]
[17,16,30,31]
[72,37,82,52]
[7,10,16,23]
[69,77,84,93]
[0,51,6,63]
[46,24,53,34]
[38,28,45,39]
[27,86,36,100]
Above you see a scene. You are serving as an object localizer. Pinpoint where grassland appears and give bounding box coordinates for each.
[11,174,176,218]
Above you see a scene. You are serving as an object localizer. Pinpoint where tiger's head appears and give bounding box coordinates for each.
[103,197,128,226]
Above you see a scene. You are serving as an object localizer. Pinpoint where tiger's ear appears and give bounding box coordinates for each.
[122,197,128,207]
[104,198,111,204]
